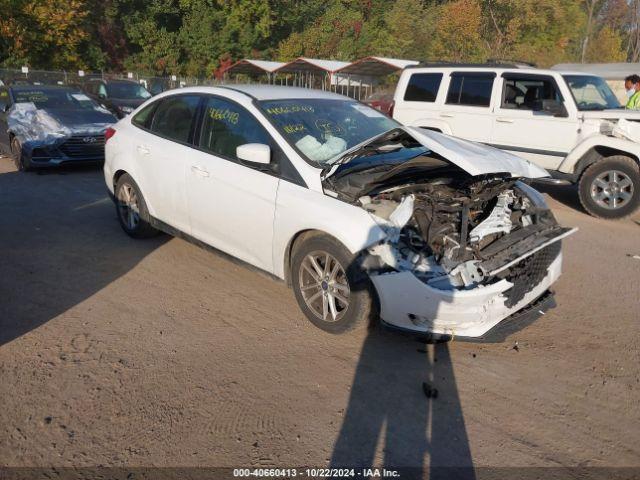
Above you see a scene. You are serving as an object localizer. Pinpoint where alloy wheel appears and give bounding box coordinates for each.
[298,251,350,322]
[590,170,634,210]
[117,183,141,230]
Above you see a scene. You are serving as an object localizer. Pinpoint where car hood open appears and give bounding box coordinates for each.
[404,126,549,179]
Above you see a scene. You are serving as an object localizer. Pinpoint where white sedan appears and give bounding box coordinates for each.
[103,85,575,338]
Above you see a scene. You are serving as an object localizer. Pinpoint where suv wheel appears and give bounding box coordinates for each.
[114,173,159,238]
[10,137,31,171]
[291,233,376,334]
[578,155,640,219]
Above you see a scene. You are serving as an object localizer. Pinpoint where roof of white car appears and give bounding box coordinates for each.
[175,84,349,101]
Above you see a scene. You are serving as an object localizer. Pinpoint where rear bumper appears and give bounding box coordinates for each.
[370,253,563,338]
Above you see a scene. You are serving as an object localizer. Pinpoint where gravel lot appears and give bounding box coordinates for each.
[1,156,639,472]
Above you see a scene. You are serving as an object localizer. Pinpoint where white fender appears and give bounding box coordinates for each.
[558,134,640,174]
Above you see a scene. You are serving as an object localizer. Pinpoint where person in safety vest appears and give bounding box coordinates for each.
[625,74,640,109]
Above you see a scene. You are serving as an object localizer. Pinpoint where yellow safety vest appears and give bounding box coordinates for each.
[626,91,640,109]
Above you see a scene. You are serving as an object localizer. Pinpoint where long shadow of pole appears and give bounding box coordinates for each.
[330,331,475,479]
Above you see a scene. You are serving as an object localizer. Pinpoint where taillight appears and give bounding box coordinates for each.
[388,100,395,118]
[105,127,116,142]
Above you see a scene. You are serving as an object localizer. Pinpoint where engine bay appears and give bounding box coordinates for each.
[323,141,574,302]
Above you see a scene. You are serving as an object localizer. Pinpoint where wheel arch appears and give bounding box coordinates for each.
[112,169,129,190]
[575,146,639,178]
[282,229,328,287]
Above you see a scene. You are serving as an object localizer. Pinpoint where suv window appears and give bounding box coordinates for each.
[150,95,200,143]
[404,73,443,102]
[199,97,271,159]
[502,75,562,110]
[446,72,494,107]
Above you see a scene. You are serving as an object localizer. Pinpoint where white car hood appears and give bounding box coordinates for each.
[582,109,640,121]
[404,126,549,179]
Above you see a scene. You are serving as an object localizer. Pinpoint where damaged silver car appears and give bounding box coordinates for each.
[0,85,117,171]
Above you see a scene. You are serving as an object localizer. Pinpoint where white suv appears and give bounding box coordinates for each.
[393,64,640,218]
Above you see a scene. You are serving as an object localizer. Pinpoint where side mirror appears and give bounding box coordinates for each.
[541,99,568,118]
[236,143,271,165]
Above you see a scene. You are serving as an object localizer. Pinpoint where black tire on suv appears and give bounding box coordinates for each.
[114,173,159,238]
[290,232,377,334]
[578,155,640,219]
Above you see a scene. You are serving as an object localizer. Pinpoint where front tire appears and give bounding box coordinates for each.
[578,155,640,219]
[10,137,31,171]
[291,233,376,334]
[114,173,159,238]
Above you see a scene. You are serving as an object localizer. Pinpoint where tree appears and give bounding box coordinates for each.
[431,0,486,62]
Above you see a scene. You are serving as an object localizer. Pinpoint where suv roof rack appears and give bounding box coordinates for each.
[407,59,536,69]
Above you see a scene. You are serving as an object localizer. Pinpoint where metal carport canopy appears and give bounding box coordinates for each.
[336,56,419,76]
[222,59,285,76]
[274,57,350,74]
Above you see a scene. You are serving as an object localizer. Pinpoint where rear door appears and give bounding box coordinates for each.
[186,95,279,272]
[440,71,496,142]
[132,94,201,234]
[491,73,578,170]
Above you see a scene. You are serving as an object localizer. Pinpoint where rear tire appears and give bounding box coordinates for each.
[291,233,376,334]
[578,155,640,219]
[114,173,159,238]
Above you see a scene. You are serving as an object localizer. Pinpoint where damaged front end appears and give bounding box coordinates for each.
[324,129,576,338]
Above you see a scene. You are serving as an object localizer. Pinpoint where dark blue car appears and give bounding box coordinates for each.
[0,85,117,171]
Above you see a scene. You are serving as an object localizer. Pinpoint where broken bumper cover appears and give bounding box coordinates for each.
[370,252,563,338]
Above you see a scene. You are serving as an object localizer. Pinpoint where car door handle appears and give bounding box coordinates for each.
[136,145,150,155]
[439,113,454,118]
[496,118,515,124]
[191,165,210,177]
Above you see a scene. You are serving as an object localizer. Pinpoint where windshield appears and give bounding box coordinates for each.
[259,99,399,164]
[13,89,100,110]
[106,82,151,100]
[563,75,621,111]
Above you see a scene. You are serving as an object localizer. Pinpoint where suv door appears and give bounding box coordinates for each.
[491,73,578,170]
[440,71,496,142]
[187,96,279,272]
[132,94,201,233]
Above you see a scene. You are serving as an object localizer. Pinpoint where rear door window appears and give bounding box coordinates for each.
[404,73,443,102]
[446,72,495,107]
[150,95,201,143]
[198,97,271,160]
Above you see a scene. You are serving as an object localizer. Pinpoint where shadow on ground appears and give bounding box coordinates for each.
[331,329,475,479]
[533,182,585,215]
[0,165,166,346]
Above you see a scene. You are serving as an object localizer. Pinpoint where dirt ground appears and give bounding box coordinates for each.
[1,156,639,473]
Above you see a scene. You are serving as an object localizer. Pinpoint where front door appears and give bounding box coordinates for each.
[491,74,579,170]
[186,96,279,272]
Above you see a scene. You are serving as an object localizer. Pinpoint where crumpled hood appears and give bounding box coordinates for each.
[405,126,549,178]
[41,108,116,129]
[8,102,115,145]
